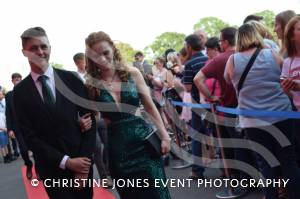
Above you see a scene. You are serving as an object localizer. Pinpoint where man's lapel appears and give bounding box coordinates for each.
[53,69,63,113]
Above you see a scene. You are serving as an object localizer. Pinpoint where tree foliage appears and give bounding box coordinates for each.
[253,10,277,39]
[193,17,230,37]
[51,62,64,70]
[253,10,275,30]
[149,32,186,57]
[115,41,136,64]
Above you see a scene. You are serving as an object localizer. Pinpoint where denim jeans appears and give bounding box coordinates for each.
[190,110,205,176]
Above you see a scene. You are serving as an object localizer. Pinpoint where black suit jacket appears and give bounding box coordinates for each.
[13,68,96,179]
[5,91,15,133]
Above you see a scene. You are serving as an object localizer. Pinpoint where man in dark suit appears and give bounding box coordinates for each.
[133,51,153,88]
[5,73,33,179]
[13,27,96,199]
[133,51,152,76]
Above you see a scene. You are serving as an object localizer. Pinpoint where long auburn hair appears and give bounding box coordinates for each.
[284,16,300,58]
[85,31,129,100]
[275,10,296,55]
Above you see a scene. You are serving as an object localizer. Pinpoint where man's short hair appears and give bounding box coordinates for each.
[185,34,204,51]
[243,15,264,24]
[20,27,47,48]
[73,53,85,62]
[11,73,22,80]
[134,51,144,58]
[220,27,237,46]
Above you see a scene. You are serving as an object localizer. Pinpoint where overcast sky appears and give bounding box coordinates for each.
[1,0,300,90]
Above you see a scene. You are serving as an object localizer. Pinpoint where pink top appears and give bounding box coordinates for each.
[203,59,221,102]
[282,57,300,111]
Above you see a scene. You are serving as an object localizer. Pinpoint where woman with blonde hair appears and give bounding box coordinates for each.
[224,23,300,199]
[247,20,280,52]
[85,31,171,199]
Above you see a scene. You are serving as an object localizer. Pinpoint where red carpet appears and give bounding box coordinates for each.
[21,166,115,199]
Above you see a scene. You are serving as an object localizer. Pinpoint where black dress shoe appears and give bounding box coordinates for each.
[26,166,33,180]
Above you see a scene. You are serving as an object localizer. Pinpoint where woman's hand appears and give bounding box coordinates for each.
[294,82,300,91]
[208,95,221,103]
[281,78,296,96]
[79,113,92,133]
[161,138,171,155]
[8,130,15,138]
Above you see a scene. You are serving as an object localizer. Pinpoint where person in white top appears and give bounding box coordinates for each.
[0,87,9,163]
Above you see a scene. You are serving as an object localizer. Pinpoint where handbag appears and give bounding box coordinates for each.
[144,130,162,158]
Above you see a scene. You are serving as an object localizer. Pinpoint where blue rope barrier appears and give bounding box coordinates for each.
[171,101,211,109]
[170,100,300,119]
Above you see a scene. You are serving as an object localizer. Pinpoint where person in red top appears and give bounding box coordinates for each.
[194,27,237,107]
[201,37,221,103]
[194,27,253,197]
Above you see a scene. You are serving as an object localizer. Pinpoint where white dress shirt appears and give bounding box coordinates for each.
[30,65,69,170]
[30,65,56,102]
[77,71,86,83]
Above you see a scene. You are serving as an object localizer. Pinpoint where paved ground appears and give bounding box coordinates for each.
[0,157,263,199]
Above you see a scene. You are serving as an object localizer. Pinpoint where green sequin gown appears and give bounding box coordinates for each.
[97,77,171,199]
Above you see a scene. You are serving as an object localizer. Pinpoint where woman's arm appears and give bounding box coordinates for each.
[271,49,283,69]
[130,67,171,154]
[194,70,219,101]
[224,55,234,83]
[173,77,185,91]
[151,75,164,88]
[280,57,296,96]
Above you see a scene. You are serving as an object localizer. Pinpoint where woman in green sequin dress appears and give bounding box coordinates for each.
[84,31,171,199]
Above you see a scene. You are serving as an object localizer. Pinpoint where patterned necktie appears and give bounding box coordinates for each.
[38,75,55,108]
